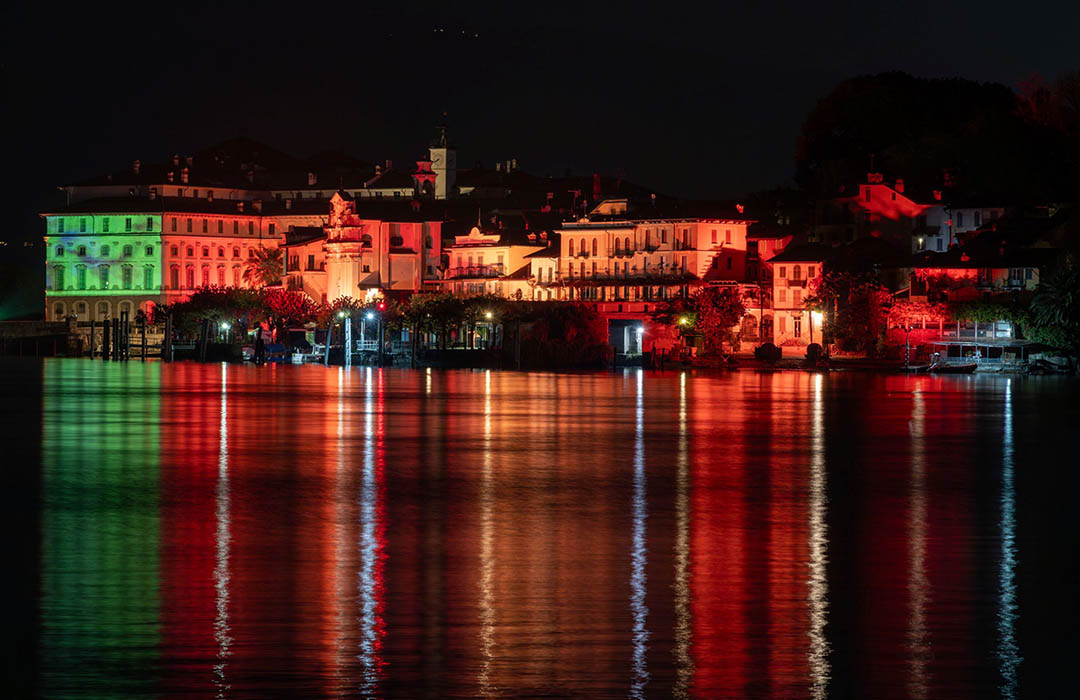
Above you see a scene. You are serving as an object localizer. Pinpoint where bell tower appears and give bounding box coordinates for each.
[428,121,456,200]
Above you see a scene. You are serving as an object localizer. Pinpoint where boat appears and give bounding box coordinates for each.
[929,362,978,374]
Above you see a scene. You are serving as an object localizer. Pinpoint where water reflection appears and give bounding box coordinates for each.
[998,379,1020,698]
[25,361,1062,699]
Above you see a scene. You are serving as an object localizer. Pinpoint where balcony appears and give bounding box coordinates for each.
[446,264,505,279]
[785,277,808,288]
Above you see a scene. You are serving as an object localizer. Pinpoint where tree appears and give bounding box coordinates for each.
[692,286,746,355]
[242,247,284,288]
[805,271,890,355]
[260,289,320,337]
[1026,265,1080,359]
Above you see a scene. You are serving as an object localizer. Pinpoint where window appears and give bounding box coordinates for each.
[53,302,65,319]
[661,230,667,244]
[100,265,110,289]
[218,247,225,258]
[975,211,982,227]
[144,266,153,289]
[203,220,208,233]
[76,266,86,290]
[269,224,276,235]
[79,218,86,232]
[232,267,241,286]
[936,239,943,251]
[218,221,224,234]
[779,316,786,333]
[307,254,315,270]
[793,290,801,306]
[232,247,239,258]
[170,246,178,256]
[186,267,195,289]
[569,240,575,256]
[779,265,786,278]
[146,217,153,231]
[186,247,194,257]
[864,187,871,202]
[171,218,177,232]
[711,230,717,244]
[202,247,209,257]
[248,222,254,235]
[201,267,210,286]
[793,318,802,337]
[122,265,133,290]
[217,267,225,286]
[52,266,64,290]
[1025,269,1033,280]
[97,302,109,320]
[233,221,239,234]
[186,218,192,232]
[77,245,87,257]
[248,249,255,259]
[102,218,110,233]
[145,246,153,256]
[779,289,787,302]
[591,261,597,276]
[170,266,179,289]
[55,246,64,257]
[726,229,732,244]
[727,257,732,270]
[57,218,64,233]
[793,265,801,280]
[122,245,133,257]
[100,245,110,257]
[808,266,816,278]
[614,238,621,254]
[592,239,598,256]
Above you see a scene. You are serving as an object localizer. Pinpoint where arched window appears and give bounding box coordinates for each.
[218,247,225,258]
[390,235,404,247]
[186,247,194,257]
[232,247,240,258]
[580,239,586,256]
[202,247,209,257]
[217,266,225,286]
[793,265,802,280]
[591,239,598,256]
[186,267,195,289]
[100,245,110,257]
[232,266,241,287]
[201,266,210,287]
[170,265,180,289]
[248,249,255,259]
[568,239,575,256]
[53,302,65,320]
[77,246,87,257]
[122,245,133,257]
[55,246,64,257]
[361,234,372,246]
[75,302,88,320]
[624,236,631,252]
[145,246,153,256]
[614,238,621,254]
[118,301,133,319]
[96,301,110,320]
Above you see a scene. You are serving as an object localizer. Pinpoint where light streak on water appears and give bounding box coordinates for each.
[213,364,231,698]
[807,372,830,700]
[998,378,1021,699]
[630,369,649,699]
[673,371,693,699]
[907,384,931,699]
[478,370,496,697]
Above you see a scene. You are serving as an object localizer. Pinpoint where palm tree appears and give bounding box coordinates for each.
[242,247,283,288]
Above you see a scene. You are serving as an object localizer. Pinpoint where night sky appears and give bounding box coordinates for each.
[6,0,1079,238]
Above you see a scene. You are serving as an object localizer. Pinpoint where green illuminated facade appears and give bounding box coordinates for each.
[44,213,163,322]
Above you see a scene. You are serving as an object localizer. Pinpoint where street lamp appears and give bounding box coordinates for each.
[678,316,689,326]
[485,311,493,320]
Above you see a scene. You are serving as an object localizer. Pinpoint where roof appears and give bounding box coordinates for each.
[909,245,1059,270]
[282,226,326,247]
[767,243,833,263]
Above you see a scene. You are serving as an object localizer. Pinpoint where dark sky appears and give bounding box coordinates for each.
[7,0,1079,236]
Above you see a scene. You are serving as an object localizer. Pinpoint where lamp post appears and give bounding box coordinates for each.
[339,311,351,368]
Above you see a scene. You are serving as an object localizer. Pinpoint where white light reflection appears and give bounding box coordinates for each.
[213,364,232,697]
[807,372,830,700]
[358,367,380,695]
[479,370,496,697]
[998,378,1020,699]
[630,369,649,699]
[673,371,692,699]
[907,385,931,699]
[425,366,432,395]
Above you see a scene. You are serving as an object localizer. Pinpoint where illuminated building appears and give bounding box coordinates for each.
[439,225,553,299]
[767,243,830,347]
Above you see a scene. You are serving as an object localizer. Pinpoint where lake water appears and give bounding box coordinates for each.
[4,359,1077,698]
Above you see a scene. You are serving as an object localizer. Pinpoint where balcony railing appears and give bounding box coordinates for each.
[785,277,808,287]
[446,264,505,279]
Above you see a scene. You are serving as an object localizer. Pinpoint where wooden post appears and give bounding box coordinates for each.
[344,318,352,368]
[89,320,96,358]
[377,318,384,367]
[112,318,120,360]
[103,319,111,360]
[410,322,418,369]
[198,318,209,362]
[162,314,173,361]
[141,320,147,360]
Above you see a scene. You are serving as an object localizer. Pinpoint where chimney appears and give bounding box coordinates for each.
[206,190,214,202]
[895,178,904,193]
[933,190,943,201]
[181,167,189,184]
[172,154,180,166]
[132,159,141,175]
[307,172,317,186]
[167,171,175,183]
[285,198,292,210]
[236,202,244,213]
[253,199,262,213]
[149,187,157,200]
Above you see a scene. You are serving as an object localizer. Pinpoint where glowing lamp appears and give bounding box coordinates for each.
[337,311,346,319]
[366,312,375,320]
[678,316,689,326]
[811,311,823,325]
[485,311,493,320]
[377,302,386,310]
[220,322,230,330]
[636,326,645,335]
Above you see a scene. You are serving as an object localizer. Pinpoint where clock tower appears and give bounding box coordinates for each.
[428,122,456,200]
